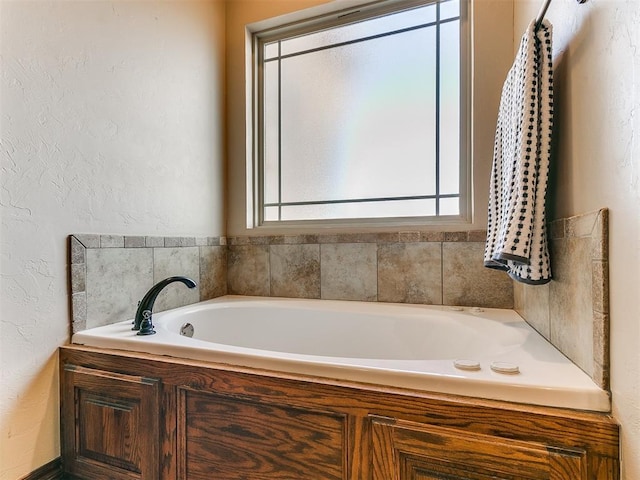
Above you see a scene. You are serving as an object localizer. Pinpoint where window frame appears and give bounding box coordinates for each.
[249,0,471,229]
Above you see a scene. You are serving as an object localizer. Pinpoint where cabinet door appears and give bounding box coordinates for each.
[61,364,160,480]
[371,416,587,480]
[177,387,348,480]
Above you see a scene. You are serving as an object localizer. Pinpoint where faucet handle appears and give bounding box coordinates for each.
[137,310,156,336]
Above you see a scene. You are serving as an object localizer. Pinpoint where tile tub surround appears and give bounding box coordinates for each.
[70,230,515,333]
[69,215,611,392]
[69,234,227,333]
[226,231,514,308]
[513,208,610,390]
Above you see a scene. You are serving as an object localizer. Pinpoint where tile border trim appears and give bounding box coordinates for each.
[226,230,487,246]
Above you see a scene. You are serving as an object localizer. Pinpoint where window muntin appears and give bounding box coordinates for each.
[255,0,467,225]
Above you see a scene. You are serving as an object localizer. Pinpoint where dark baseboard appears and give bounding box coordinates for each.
[20,457,63,480]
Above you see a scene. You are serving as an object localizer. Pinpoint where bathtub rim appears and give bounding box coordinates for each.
[71,295,612,413]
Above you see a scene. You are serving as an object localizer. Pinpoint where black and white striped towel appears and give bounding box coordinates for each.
[484,19,554,285]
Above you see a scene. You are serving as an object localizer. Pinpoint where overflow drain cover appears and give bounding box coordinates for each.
[180,323,194,338]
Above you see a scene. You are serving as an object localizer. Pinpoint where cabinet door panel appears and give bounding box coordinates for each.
[178,388,347,480]
[371,416,587,480]
[61,365,160,480]
[549,449,587,480]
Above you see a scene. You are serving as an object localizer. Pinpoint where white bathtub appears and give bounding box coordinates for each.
[72,295,610,412]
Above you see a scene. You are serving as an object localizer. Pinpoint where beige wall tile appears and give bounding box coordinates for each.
[398,231,421,243]
[70,263,86,294]
[591,209,608,261]
[592,260,609,314]
[444,232,468,242]
[467,230,487,242]
[228,245,270,296]
[71,292,87,333]
[321,243,377,301]
[549,238,594,377]
[75,234,100,248]
[124,236,146,248]
[516,209,610,389]
[513,281,525,314]
[593,311,610,389]
[100,235,124,248]
[270,244,320,299]
[152,247,200,312]
[165,237,197,248]
[566,210,598,238]
[376,232,400,243]
[519,283,551,339]
[420,231,444,242]
[284,234,319,245]
[378,243,442,304]
[86,248,153,328]
[70,236,86,264]
[145,236,165,248]
[549,219,565,240]
[442,243,513,308]
[199,246,228,300]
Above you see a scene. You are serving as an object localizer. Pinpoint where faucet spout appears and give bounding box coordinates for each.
[133,276,197,335]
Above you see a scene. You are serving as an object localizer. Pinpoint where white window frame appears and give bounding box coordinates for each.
[248,0,471,229]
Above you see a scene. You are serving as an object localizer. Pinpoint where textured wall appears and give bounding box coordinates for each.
[513,1,640,478]
[0,2,226,478]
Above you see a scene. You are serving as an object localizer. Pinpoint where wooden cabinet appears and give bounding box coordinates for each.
[60,346,619,480]
[61,364,160,480]
[177,388,347,479]
[371,416,586,480]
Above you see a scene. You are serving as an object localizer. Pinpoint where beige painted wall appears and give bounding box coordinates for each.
[513,1,640,478]
[225,0,514,235]
[0,1,226,478]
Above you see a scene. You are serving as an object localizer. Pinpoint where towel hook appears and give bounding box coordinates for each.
[536,0,587,30]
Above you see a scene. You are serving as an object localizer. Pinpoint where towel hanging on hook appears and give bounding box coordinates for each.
[484,18,554,284]
[485,0,589,284]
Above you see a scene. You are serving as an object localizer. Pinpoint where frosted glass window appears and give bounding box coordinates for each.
[440,0,460,20]
[438,19,461,198]
[280,198,437,221]
[279,5,437,57]
[255,0,467,224]
[279,28,437,204]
